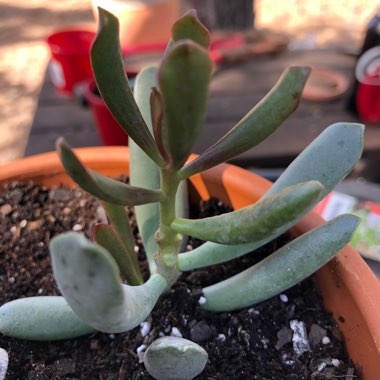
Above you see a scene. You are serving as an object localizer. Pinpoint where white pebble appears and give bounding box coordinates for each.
[10,226,16,233]
[140,321,152,337]
[8,277,15,284]
[72,224,82,231]
[170,327,183,338]
[186,244,193,251]
[37,288,43,295]
[280,294,288,303]
[216,334,226,342]
[108,334,116,340]
[318,362,327,372]
[0,348,8,380]
[332,359,340,367]
[20,219,27,228]
[290,320,311,355]
[159,332,165,337]
[198,296,206,305]
[136,344,147,363]
[322,336,331,345]
[134,246,139,253]
[248,307,260,315]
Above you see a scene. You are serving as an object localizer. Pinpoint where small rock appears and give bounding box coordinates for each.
[290,320,311,355]
[27,220,43,232]
[49,188,71,202]
[136,344,147,363]
[331,359,340,367]
[144,337,208,380]
[140,321,152,337]
[216,334,226,342]
[198,296,206,305]
[20,219,27,228]
[72,224,82,231]
[0,204,12,216]
[9,189,23,204]
[280,294,288,303]
[90,340,99,350]
[308,324,327,347]
[275,327,292,350]
[322,336,331,345]
[0,348,9,380]
[190,320,212,342]
[170,327,183,338]
[346,367,355,380]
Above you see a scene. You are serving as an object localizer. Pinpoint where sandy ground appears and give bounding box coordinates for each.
[0,0,377,164]
[0,0,94,164]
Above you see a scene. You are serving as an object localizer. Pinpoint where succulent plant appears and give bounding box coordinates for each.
[0,9,363,345]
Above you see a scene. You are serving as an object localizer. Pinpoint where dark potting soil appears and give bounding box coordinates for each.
[0,181,359,380]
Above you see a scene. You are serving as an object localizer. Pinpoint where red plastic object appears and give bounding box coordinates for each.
[46,29,95,96]
[84,81,129,146]
[357,74,380,124]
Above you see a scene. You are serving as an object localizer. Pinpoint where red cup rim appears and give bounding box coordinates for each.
[46,29,96,56]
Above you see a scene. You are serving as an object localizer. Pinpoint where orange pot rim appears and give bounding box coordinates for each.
[1,146,379,378]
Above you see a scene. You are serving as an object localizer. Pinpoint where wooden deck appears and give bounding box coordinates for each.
[25,49,380,169]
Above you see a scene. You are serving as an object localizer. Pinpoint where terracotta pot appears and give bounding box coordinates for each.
[91,0,179,48]
[1,147,379,379]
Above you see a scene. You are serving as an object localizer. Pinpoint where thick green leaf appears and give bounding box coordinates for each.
[171,10,210,48]
[178,66,310,179]
[159,40,213,168]
[178,122,365,271]
[50,233,167,333]
[91,7,164,166]
[57,138,165,206]
[131,66,162,271]
[0,296,95,340]
[172,181,322,245]
[264,122,364,199]
[201,214,360,312]
[93,221,143,285]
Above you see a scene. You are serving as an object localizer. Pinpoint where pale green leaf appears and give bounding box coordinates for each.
[50,233,167,333]
[178,66,310,179]
[172,181,322,244]
[0,296,95,340]
[264,122,364,199]
[201,214,360,311]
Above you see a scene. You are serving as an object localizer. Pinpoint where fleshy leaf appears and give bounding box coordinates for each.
[93,222,143,285]
[131,66,163,271]
[0,296,95,340]
[201,214,360,312]
[172,181,322,245]
[57,138,165,206]
[144,337,208,380]
[178,122,365,271]
[159,40,213,168]
[171,10,210,49]
[91,7,164,166]
[178,66,310,179]
[50,233,167,333]
[264,122,364,199]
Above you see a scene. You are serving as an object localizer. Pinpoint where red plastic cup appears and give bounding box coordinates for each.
[84,80,129,146]
[46,29,95,96]
[357,74,380,124]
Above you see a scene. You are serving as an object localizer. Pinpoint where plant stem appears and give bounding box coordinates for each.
[157,165,181,269]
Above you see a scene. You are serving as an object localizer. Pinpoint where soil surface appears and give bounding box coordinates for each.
[0,181,359,379]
